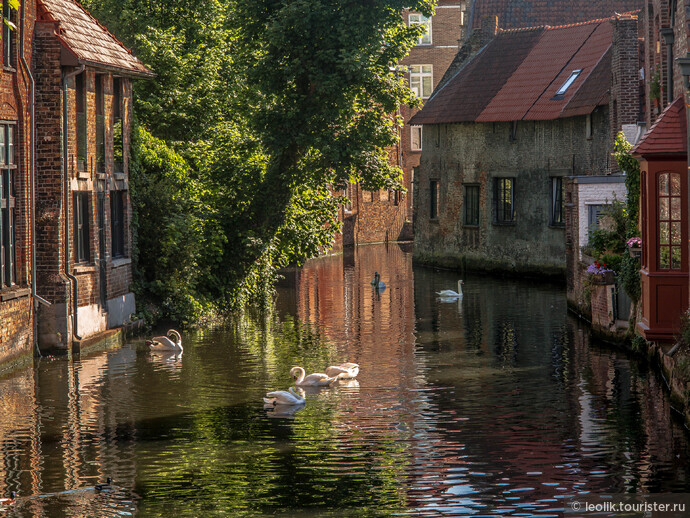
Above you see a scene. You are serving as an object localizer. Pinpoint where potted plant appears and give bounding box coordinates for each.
[586,261,616,285]
[626,236,642,258]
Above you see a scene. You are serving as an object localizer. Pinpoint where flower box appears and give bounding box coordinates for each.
[628,246,641,259]
[590,271,615,285]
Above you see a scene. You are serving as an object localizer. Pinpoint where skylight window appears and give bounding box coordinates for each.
[555,69,582,95]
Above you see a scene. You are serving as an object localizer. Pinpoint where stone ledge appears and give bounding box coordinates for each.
[111,257,132,268]
[0,287,31,302]
[73,264,97,274]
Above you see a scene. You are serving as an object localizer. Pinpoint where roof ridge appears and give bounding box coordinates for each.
[496,10,639,35]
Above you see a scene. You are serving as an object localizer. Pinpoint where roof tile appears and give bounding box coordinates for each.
[39,0,153,77]
[631,97,686,156]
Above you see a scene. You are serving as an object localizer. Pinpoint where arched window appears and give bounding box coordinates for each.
[658,172,682,269]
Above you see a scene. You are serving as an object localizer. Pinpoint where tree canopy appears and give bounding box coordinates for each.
[83,0,434,322]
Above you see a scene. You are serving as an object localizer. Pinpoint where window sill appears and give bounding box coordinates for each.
[430,218,439,223]
[111,257,131,268]
[410,149,422,153]
[73,264,97,274]
[549,224,566,229]
[463,224,479,229]
[0,286,30,302]
[492,221,516,226]
[77,171,90,180]
[114,172,126,181]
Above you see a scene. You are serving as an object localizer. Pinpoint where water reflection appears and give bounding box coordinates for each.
[0,243,686,516]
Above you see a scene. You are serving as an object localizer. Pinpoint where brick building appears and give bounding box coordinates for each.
[32,0,152,351]
[629,1,690,341]
[338,0,643,249]
[0,0,151,367]
[410,15,640,276]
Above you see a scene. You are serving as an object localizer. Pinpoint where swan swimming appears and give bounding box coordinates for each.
[371,272,386,290]
[325,362,359,379]
[263,386,306,406]
[437,280,463,298]
[290,366,338,387]
[146,329,183,352]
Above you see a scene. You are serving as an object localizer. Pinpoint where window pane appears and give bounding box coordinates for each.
[671,222,682,244]
[0,127,5,166]
[659,198,669,220]
[660,247,670,269]
[671,173,681,195]
[672,247,682,269]
[422,76,432,97]
[7,126,13,165]
[659,173,669,195]
[660,222,669,244]
[422,65,432,74]
[671,197,681,220]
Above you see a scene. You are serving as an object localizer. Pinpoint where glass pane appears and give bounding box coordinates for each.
[672,222,682,244]
[659,222,669,244]
[660,247,670,269]
[659,198,669,220]
[0,126,5,166]
[672,247,682,269]
[659,173,669,195]
[410,65,420,74]
[422,77,432,97]
[671,197,681,220]
[671,173,681,196]
[422,65,432,74]
[8,126,13,165]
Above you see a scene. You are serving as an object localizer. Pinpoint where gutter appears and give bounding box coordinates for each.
[62,64,85,341]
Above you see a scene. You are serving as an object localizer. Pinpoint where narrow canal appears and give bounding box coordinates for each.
[0,243,688,517]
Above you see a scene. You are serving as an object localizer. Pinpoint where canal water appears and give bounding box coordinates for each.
[0,243,689,517]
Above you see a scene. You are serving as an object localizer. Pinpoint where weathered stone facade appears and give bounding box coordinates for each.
[414,111,611,276]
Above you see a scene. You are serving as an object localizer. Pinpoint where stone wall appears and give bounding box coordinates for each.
[414,109,611,275]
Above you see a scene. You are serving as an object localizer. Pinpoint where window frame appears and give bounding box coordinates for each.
[96,75,106,173]
[0,122,16,287]
[2,0,15,70]
[555,69,582,96]
[74,191,91,264]
[409,13,432,45]
[493,177,515,224]
[550,176,565,227]
[657,172,682,270]
[409,65,433,99]
[75,72,87,171]
[111,190,126,258]
[410,125,422,151]
[429,179,439,220]
[464,184,480,227]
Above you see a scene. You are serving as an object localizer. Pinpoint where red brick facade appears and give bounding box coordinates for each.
[0,0,150,365]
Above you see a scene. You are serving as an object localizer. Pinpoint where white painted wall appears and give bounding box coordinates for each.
[577,179,627,259]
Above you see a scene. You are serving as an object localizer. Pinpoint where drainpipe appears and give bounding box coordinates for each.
[63,64,85,341]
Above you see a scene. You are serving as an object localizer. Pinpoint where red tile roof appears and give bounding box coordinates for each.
[410,18,616,125]
[471,0,643,30]
[631,97,687,156]
[38,0,153,77]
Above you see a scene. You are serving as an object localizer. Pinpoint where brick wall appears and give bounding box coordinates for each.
[0,0,37,365]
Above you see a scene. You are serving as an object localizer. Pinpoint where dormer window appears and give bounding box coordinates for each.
[555,69,582,96]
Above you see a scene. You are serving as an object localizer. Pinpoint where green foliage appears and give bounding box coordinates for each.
[630,334,647,354]
[613,131,641,231]
[649,66,661,101]
[84,0,430,324]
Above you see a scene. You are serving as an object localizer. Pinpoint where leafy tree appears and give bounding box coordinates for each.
[84,0,433,322]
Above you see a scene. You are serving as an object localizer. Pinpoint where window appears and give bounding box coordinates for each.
[411,125,422,151]
[2,0,15,69]
[76,73,87,171]
[113,78,124,173]
[410,65,433,99]
[96,75,105,173]
[658,172,682,269]
[111,190,126,258]
[430,179,439,219]
[586,113,593,139]
[555,69,582,96]
[74,192,91,263]
[409,13,431,45]
[550,177,565,226]
[0,123,16,287]
[493,177,515,223]
[464,184,479,226]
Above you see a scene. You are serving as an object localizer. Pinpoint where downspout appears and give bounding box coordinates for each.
[19,0,50,359]
[63,64,85,341]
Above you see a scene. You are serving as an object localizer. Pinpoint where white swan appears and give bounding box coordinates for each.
[437,280,463,298]
[325,362,359,379]
[290,366,338,387]
[371,272,386,290]
[147,329,183,352]
[263,387,306,406]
